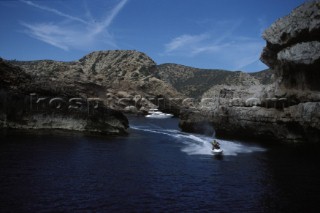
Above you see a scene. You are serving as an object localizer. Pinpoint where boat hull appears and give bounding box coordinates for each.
[145,109,174,119]
[145,114,173,119]
[212,149,223,155]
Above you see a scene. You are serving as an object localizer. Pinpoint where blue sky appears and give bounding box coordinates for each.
[0,0,306,72]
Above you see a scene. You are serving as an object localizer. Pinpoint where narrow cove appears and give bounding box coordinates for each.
[1,116,319,212]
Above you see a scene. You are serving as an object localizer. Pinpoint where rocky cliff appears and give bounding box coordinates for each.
[179,1,320,144]
[0,58,129,135]
[261,1,320,91]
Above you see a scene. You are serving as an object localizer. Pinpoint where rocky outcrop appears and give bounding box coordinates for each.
[180,102,320,143]
[0,58,128,135]
[261,0,320,91]
[179,1,320,144]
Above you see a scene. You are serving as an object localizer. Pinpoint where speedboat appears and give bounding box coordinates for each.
[145,108,174,119]
[212,148,223,155]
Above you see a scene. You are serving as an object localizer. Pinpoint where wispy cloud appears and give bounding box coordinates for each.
[20,22,74,50]
[165,34,209,53]
[163,19,265,71]
[20,0,128,50]
[90,0,128,36]
[20,0,90,24]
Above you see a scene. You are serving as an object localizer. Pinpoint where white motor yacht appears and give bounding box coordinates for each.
[145,109,174,119]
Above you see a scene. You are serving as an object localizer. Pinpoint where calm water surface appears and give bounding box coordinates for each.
[1,116,320,212]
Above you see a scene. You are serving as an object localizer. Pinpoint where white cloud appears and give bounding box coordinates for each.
[21,22,72,50]
[165,34,209,53]
[190,43,228,55]
[163,20,266,71]
[20,0,128,50]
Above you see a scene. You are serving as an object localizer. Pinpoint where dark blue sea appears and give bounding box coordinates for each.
[1,116,320,212]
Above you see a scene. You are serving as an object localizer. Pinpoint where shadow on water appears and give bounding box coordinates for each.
[213,154,224,160]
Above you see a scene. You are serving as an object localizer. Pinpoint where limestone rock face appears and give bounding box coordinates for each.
[13,50,156,88]
[262,1,320,48]
[0,58,129,135]
[277,41,320,65]
[261,0,320,90]
[179,1,320,144]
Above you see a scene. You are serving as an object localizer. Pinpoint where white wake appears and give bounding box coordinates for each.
[130,125,265,156]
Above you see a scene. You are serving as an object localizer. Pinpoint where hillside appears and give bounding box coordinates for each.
[250,69,275,85]
[7,51,275,115]
[9,50,184,114]
[155,63,274,99]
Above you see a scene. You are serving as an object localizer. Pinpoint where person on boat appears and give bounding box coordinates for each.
[211,139,220,150]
